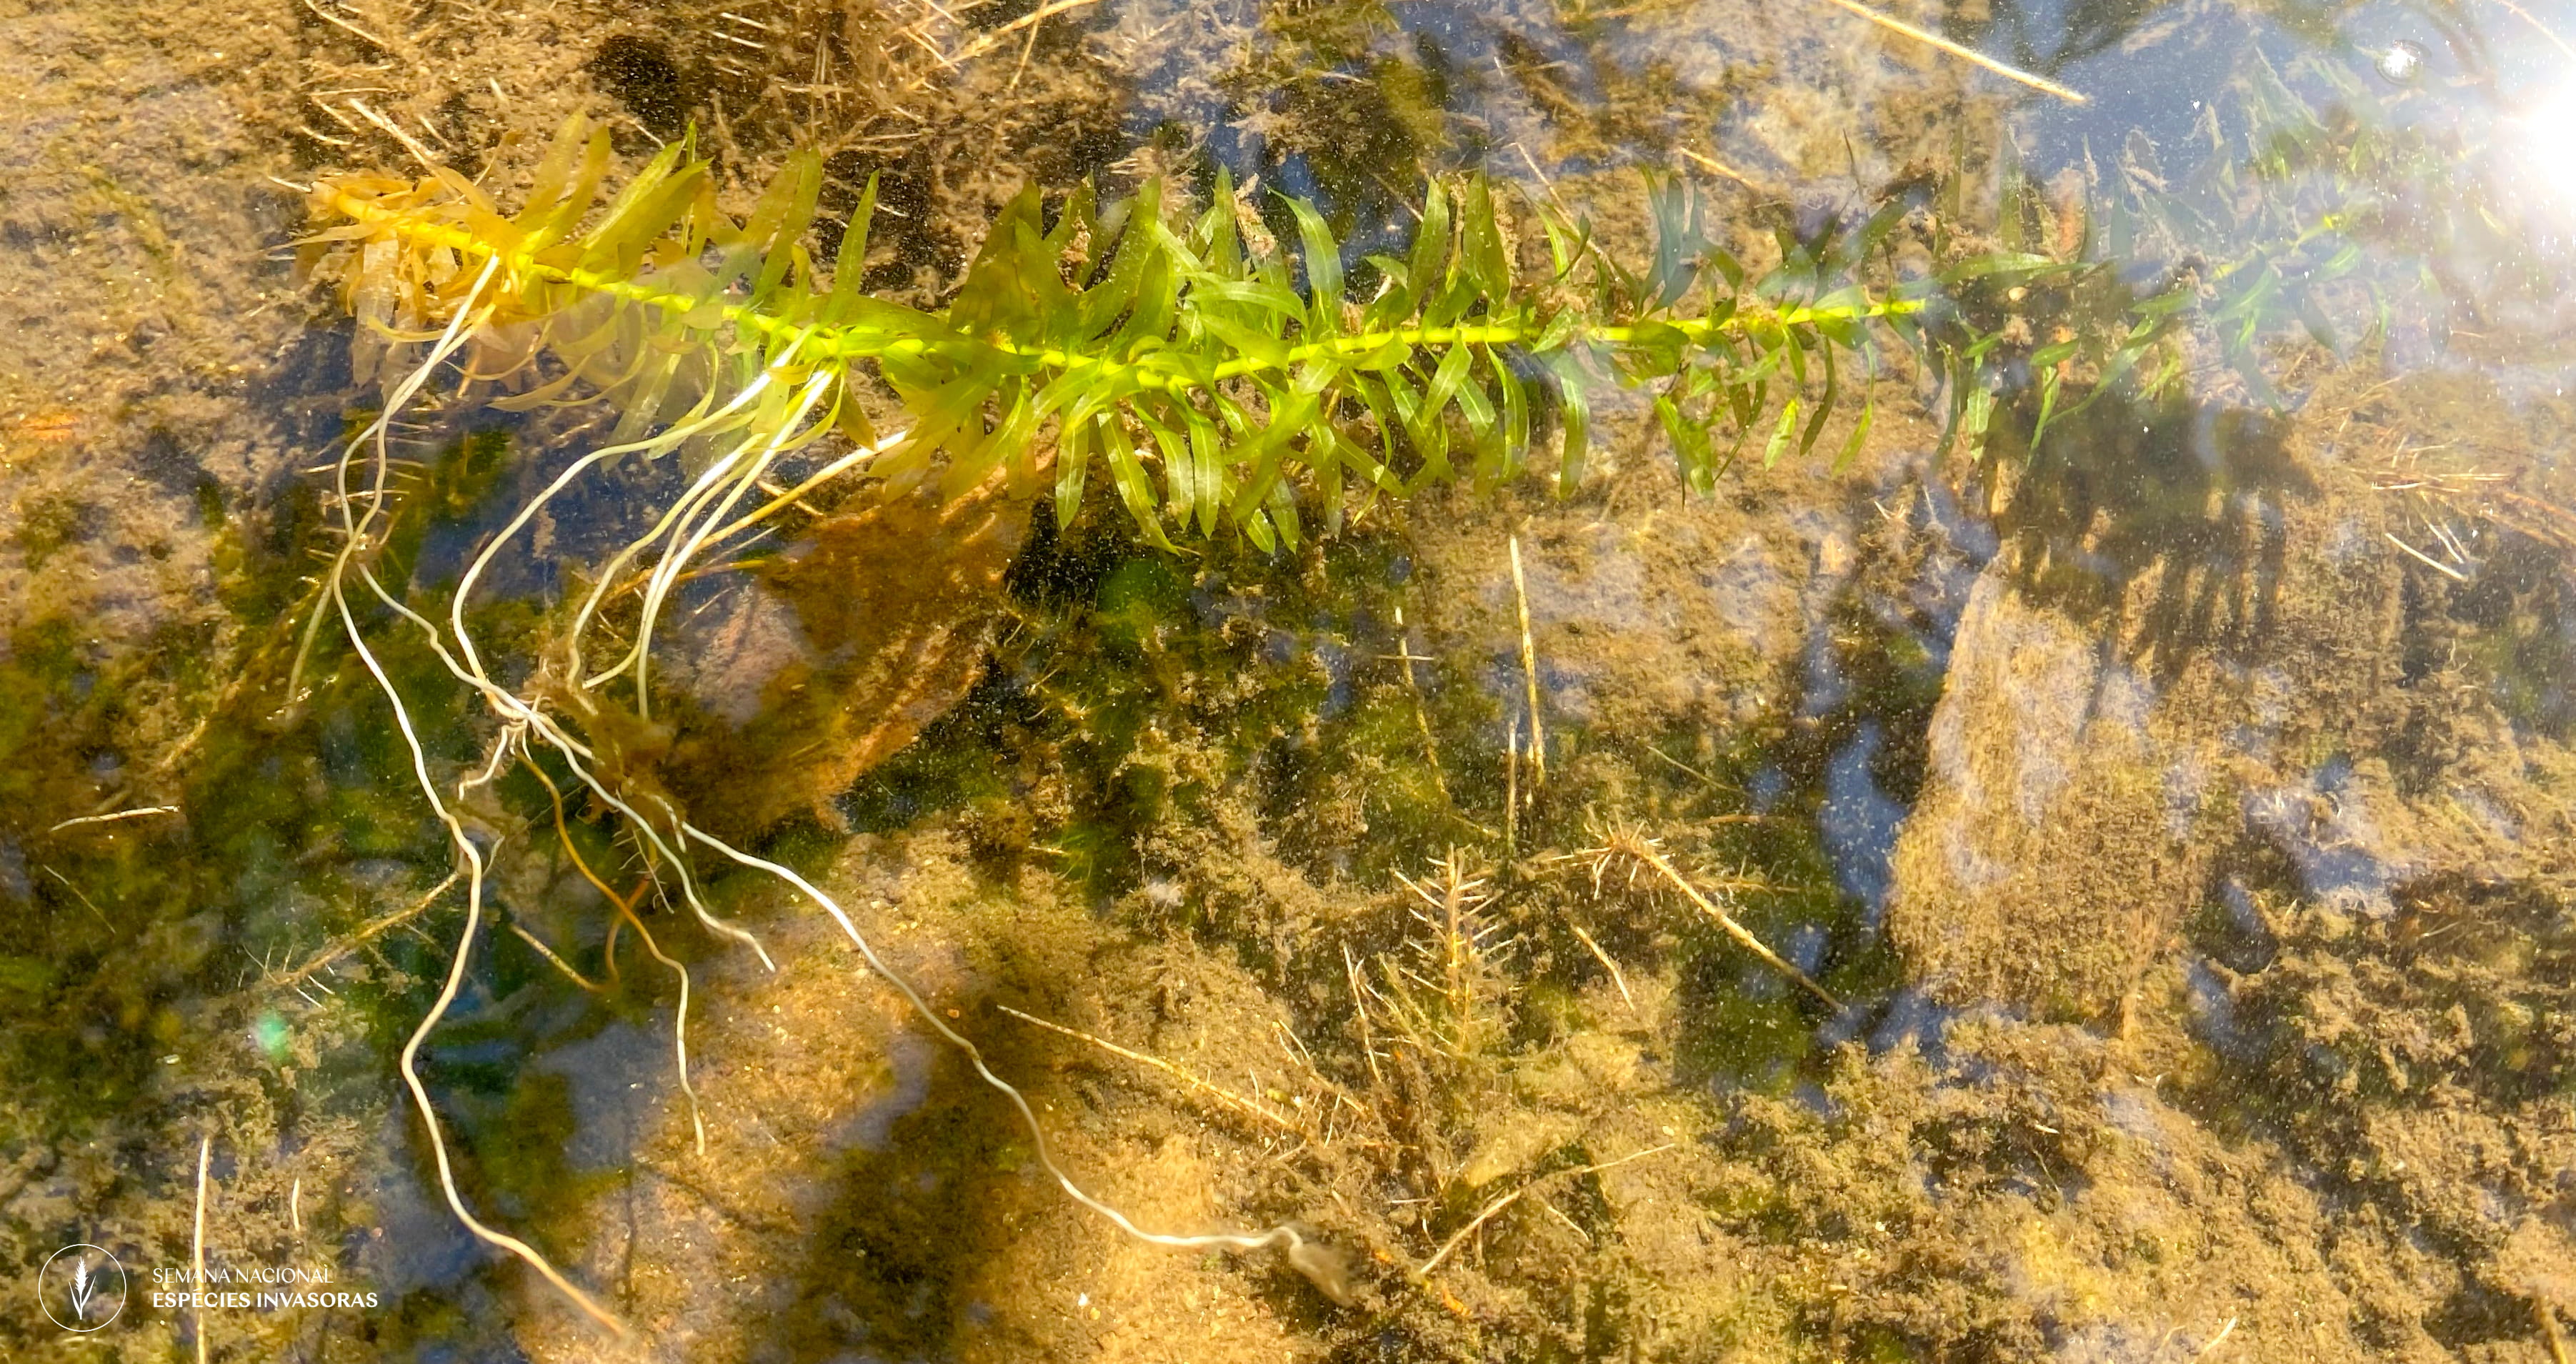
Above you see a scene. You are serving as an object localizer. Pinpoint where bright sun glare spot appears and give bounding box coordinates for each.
[2515,80,2576,210]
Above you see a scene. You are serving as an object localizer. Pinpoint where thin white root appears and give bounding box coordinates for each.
[617,891,709,1158]
[624,372,834,719]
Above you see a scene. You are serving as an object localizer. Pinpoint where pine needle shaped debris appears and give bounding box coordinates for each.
[997,1002,1304,1135]
[1578,827,1842,1009]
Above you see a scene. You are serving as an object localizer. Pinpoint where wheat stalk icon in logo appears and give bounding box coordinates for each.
[39,1244,126,1332]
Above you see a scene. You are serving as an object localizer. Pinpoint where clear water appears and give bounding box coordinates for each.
[3,0,2573,1360]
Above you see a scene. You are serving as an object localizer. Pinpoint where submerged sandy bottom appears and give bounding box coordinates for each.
[1,0,2572,1359]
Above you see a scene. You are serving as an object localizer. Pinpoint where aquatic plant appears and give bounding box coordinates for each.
[286,109,2332,1331]
[302,120,1953,555]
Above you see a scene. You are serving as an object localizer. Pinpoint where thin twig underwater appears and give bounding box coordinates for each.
[284,106,2315,1330]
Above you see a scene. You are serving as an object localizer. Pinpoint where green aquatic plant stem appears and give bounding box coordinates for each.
[1093,302,1931,394]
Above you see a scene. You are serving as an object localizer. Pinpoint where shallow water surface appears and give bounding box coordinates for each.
[2,0,2573,1359]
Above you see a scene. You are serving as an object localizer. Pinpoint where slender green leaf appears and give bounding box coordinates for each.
[1762,397,1800,469]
